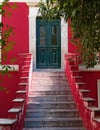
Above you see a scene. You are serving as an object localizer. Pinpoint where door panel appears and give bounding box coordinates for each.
[37,47,48,68]
[36,18,61,69]
[49,48,60,68]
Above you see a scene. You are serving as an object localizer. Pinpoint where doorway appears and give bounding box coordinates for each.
[36,18,61,69]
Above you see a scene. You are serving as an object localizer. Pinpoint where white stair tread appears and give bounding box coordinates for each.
[79,89,90,92]
[13,98,25,102]
[19,83,28,85]
[16,90,26,93]
[82,97,95,101]
[76,82,86,84]
[87,106,100,111]
[93,117,100,122]
[8,108,21,113]
[0,118,17,125]
[20,77,28,79]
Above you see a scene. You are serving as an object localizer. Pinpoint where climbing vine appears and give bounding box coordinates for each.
[38,0,100,68]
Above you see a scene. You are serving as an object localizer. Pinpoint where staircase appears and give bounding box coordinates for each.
[23,72,86,130]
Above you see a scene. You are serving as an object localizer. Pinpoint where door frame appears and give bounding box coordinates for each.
[28,5,68,71]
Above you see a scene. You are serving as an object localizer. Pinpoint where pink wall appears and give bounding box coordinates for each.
[2,2,29,64]
[0,71,19,117]
[80,71,100,106]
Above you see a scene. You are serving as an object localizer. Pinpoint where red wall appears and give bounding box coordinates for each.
[0,71,19,117]
[0,2,29,117]
[2,2,29,64]
[80,71,100,106]
[68,21,77,53]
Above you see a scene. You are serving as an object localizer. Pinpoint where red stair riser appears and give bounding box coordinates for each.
[72,71,80,76]
[12,102,24,108]
[22,67,30,71]
[24,61,31,65]
[20,79,28,83]
[16,93,26,98]
[21,73,29,77]
[70,66,79,71]
[73,78,82,82]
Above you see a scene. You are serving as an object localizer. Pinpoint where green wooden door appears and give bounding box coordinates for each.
[36,18,61,69]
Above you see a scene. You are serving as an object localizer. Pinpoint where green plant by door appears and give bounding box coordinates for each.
[38,0,100,68]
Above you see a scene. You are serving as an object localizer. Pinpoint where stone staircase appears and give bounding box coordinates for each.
[23,72,86,130]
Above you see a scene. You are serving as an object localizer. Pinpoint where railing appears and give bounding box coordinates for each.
[0,53,32,130]
[65,53,100,130]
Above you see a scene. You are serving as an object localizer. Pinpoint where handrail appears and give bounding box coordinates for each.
[65,53,100,130]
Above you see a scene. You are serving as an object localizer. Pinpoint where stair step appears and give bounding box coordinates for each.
[32,77,66,80]
[0,118,17,125]
[31,83,67,86]
[32,72,65,77]
[24,117,83,127]
[27,101,76,109]
[82,97,95,101]
[75,82,86,89]
[20,77,28,79]
[26,109,79,118]
[30,86,66,91]
[87,106,100,111]
[8,108,21,113]
[71,71,80,76]
[28,95,73,102]
[30,86,67,89]
[16,90,26,94]
[13,98,25,102]
[76,82,86,85]
[79,89,90,92]
[93,117,100,122]
[19,83,28,86]
[31,82,67,84]
[28,90,72,96]
[23,127,86,130]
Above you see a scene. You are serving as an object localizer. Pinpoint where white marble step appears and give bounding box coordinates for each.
[8,108,21,113]
[13,98,25,102]
[16,90,26,94]
[0,118,17,125]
